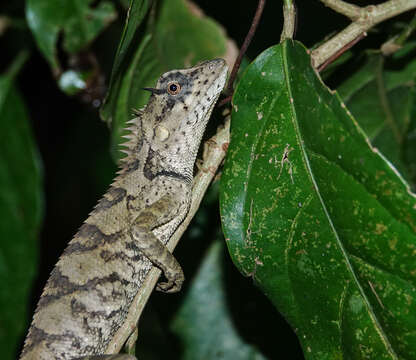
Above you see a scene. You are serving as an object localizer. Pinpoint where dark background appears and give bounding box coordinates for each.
[0,0,412,358]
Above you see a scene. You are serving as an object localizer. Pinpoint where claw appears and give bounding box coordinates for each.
[156,274,184,293]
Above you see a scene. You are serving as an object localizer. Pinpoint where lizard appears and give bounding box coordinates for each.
[19,58,228,360]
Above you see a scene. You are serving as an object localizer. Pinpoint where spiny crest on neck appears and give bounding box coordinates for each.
[118,108,144,171]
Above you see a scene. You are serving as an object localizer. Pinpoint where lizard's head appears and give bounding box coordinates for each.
[141,58,228,177]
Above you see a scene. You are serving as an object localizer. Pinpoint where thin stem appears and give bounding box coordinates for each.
[218,95,232,107]
[376,57,402,144]
[7,50,29,79]
[317,32,366,72]
[396,13,416,45]
[312,21,365,68]
[312,0,416,69]
[381,12,416,55]
[225,0,266,95]
[281,0,297,41]
[0,50,29,109]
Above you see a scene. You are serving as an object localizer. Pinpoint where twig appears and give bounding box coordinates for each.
[6,50,29,80]
[218,95,232,108]
[375,57,402,144]
[317,32,366,72]
[105,118,231,355]
[225,0,266,96]
[312,0,416,69]
[381,12,416,55]
[395,13,416,45]
[281,0,297,41]
[319,0,361,20]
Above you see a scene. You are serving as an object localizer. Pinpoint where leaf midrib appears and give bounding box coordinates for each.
[281,41,398,358]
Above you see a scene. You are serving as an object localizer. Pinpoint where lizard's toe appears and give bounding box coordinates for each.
[157,281,179,293]
[156,272,184,293]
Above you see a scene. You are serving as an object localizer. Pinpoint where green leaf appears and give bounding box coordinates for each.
[100,0,229,160]
[171,239,266,360]
[404,88,416,184]
[26,0,117,70]
[110,0,154,87]
[99,0,153,123]
[337,45,416,182]
[0,53,43,359]
[220,40,416,359]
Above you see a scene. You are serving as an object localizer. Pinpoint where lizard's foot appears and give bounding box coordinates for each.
[156,270,184,293]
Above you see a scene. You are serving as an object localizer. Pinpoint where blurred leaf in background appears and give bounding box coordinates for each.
[171,239,266,360]
[26,0,117,71]
[337,43,416,184]
[0,52,43,359]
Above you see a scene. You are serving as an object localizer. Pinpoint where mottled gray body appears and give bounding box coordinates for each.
[20,59,228,360]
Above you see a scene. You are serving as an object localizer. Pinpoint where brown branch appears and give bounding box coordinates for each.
[218,95,232,107]
[317,32,366,72]
[312,0,416,69]
[225,0,266,96]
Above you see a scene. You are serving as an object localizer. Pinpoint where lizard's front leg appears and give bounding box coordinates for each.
[130,194,185,293]
[73,196,185,360]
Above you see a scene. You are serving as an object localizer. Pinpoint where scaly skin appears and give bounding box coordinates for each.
[20,59,228,360]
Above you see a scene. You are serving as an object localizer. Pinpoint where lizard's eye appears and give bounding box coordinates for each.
[167,81,181,95]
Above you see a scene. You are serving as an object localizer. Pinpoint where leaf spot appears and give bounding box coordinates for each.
[257,111,263,120]
[277,144,294,184]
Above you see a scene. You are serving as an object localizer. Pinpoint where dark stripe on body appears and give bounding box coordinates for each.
[92,187,127,213]
[143,149,190,183]
[37,268,131,308]
[21,325,83,356]
[64,224,122,254]
[125,159,140,173]
[71,298,125,323]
